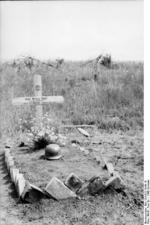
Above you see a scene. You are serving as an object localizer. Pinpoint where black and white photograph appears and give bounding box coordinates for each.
[0,0,145,224]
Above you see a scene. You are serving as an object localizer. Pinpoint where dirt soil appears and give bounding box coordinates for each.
[0,128,143,225]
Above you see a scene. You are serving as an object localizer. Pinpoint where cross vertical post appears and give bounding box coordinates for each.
[33,74,43,127]
[12,74,64,131]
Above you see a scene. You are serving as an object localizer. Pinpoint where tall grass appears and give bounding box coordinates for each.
[0,59,143,138]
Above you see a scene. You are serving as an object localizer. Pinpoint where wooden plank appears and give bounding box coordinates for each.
[12,97,33,105]
[60,125,96,128]
[78,128,90,137]
[41,96,64,104]
[12,96,64,105]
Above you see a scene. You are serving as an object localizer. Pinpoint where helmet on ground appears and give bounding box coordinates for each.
[45,144,62,160]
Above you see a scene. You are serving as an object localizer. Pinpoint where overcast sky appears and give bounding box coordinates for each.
[0,1,143,61]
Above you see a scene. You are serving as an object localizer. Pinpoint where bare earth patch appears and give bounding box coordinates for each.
[2,128,143,225]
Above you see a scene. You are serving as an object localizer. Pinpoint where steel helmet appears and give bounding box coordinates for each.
[45,144,62,160]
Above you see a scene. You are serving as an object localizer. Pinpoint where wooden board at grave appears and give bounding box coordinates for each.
[12,96,64,105]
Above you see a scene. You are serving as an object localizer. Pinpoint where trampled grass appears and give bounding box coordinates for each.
[0,58,143,137]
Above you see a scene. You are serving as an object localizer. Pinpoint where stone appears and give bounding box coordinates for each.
[79,147,85,152]
[102,157,108,169]
[76,181,89,197]
[65,173,83,192]
[5,145,11,148]
[16,174,26,197]
[72,143,77,148]
[106,162,114,176]
[14,172,21,187]
[105,172,125,190]
[7,157,14,171]
[77,176,105,196]
[45,177,77,200]
[88,176,105,195]
[5,152,10,164]
[23,183,45,203]
[10,168,19,184]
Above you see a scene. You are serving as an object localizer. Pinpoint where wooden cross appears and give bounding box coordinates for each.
[12,74,64,127]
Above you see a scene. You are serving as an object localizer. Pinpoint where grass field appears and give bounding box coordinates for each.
[0,57,143,138]
[0,57,144,225]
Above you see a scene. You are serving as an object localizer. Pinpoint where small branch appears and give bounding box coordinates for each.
[59,125,96,128]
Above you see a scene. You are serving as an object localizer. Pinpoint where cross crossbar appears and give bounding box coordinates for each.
[12,96,64,105]
[12,74,64,127]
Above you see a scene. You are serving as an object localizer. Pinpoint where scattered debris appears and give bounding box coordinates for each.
[72,143,78,148]
[77,128,90,137]
[65,173,83,192]
[45,177,77,200]
[79,146,89,155]
[5,145,11,149]
[71,139,81,145]
[4,139,13,149]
